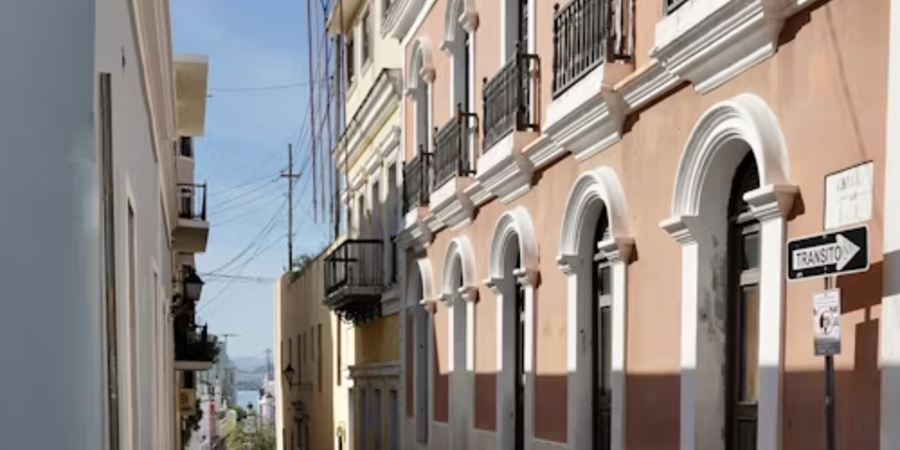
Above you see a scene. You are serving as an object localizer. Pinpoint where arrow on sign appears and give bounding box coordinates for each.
[792,234,861,271]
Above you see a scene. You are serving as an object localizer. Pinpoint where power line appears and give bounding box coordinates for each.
[208,79,329,93]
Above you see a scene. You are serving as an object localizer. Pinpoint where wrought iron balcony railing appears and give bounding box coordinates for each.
[482,47,540,152]
[324,239,385,296]
[178,183,207,221]
[552,0,606,97]
[433,104,477,189]
[174,324,220,364]
[402,150,431,214]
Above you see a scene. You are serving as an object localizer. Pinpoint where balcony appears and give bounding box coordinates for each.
[174,324,219,372]
[173,183,209,253]
[481,49,539,152]
[380,0,424,39]
[427,105,478,231]
[403,152,431,214]
[433,106,477,189]
[323,239,385,324]
[552,0,609,98]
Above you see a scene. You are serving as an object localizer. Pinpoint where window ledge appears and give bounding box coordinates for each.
[651,0,786,94]
[475,131,537,204]
[428,176,476,232]
[399,208,432,250]
[543,65,630,163]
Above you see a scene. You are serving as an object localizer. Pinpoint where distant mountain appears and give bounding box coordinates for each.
[231,355,268,373]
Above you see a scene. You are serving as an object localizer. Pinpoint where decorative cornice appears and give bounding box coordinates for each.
[659,215,705,246]
[651,0,783,94]
[618,60,681,111]
[420,298,438,313]
[556,254,584,277]
[513,268,540,289]
[597,237,635,265]
[744,183,799,222]
[458,285,479,303]
[484,277,502,296]
[428,178,475,232]
[475,134,535,203]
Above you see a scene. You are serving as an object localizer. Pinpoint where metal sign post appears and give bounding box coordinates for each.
[815,279,841,450]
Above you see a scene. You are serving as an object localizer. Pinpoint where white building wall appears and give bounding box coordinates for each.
[0,1,177,449]
[0,1,106,449]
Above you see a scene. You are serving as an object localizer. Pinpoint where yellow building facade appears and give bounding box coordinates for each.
[276,252,350,450]
[323,0,406,448]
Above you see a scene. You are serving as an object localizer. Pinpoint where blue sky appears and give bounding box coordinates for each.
[171,0,333,358]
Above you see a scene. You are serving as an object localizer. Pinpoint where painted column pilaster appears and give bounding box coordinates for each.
[882,0,900,446]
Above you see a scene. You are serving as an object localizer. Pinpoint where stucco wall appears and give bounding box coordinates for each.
[403,0,889,448]
[276,255,349,450]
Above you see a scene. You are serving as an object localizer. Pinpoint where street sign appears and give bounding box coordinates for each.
[824,162,874,230]
[787,225,869,282]
[813,289,842,356]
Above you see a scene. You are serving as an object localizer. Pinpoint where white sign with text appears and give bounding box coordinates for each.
[825,162,874,230]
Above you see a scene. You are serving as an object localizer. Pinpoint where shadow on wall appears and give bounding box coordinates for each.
[420,260,884,450]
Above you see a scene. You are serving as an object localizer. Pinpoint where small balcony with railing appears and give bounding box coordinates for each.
[173,183,210,253]
[427,104,478,230]
[544,0,633,161]
[481,47,540,153]
[174,323,219,372]
[472,46,540,204]
[323,239,386,324]
[403,151,431,216]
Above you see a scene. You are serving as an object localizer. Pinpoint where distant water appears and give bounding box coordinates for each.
[236,390,259,411]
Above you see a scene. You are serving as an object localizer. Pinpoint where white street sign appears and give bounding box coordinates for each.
[792,234,861,271]
[825,162,874,230]
[813,289,842,356]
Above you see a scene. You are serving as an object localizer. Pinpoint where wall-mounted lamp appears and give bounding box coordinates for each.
[282,364,298,390]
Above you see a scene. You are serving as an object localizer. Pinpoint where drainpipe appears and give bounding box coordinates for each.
[100,72,121,450]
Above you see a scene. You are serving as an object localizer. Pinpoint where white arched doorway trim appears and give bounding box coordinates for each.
[659,93,798,450]
[441,236,478,450]
[405,256,437,447]
[485,206,538,450]
[556,166,633,450]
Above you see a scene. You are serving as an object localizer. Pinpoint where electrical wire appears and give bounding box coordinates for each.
[208,79,329,93]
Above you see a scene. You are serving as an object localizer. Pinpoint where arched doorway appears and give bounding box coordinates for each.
[558,166,632,450]
[487,207,538,450]
[660,93,798,450]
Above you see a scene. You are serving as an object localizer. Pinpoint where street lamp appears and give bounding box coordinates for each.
[282,364,297,390]
[183,269,205,302]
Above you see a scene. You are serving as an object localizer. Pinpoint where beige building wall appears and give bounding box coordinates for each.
[276,254,351,450]
[398,0,890,449]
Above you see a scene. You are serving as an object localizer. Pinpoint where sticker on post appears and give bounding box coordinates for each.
[813,289,842,356]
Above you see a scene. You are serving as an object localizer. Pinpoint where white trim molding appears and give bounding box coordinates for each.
[557,166,633,450]
[882,0,900,445]
[428,177,476,232]
[659,93,797,450]
[486,206,539,450]
[475,133,537,204]
[651,0,818,94]
[543,64,631,164]
[441,236,478,450]
[406,37,436,95]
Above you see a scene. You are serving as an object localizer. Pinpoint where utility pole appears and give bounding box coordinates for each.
[281,144,301,269]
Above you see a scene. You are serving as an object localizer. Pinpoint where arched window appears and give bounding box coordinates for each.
[727,152,761,449]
